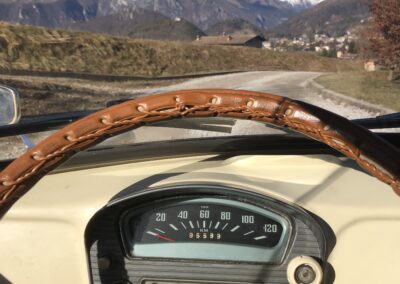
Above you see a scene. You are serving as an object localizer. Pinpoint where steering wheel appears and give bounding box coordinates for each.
[0,89,399,216]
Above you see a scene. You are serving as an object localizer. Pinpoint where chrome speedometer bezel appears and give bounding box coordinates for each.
[85,183,335,283]
[114,184,298,265]
[120,196,292,264]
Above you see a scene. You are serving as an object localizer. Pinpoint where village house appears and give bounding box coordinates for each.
[194,33,265,48]
[364,60,381,72]
[315,46,330,53]
[336,51,357,60]
[262,41,272,50]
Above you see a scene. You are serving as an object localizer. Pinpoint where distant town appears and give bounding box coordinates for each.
[264,31,358,60]
[195,30,358,61]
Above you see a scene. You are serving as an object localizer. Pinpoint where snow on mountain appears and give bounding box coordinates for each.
[282,0,325,6]
[284,0,309,5]
[308,0,326,4]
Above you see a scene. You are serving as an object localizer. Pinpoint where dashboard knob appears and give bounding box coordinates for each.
[287,255,323,284]
[295,264,316,283]
[98,256,111,270]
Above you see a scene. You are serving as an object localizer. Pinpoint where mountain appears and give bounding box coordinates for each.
[0,0,97,27]
[272,0,369,37]
[206,19,264,36]
[0,0,321,31]
[96,0,301,30]
[68,8,205,41]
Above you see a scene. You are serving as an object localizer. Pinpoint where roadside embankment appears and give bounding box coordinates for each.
[310,71,400,112]
[306,72,398,114]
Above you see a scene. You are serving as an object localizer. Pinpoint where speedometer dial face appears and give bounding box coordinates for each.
[135,204,282,246]
[122,198,291,263]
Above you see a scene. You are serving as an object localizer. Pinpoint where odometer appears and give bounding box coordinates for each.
[121,198,290,263]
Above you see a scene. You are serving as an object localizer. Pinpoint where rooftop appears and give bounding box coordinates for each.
[194,33,264,45]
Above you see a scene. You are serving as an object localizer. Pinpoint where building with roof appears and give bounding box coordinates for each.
[194,33,265,48]
[364,60,381,72]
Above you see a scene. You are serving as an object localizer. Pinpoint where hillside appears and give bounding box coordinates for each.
[272,0,370,37]
[0,22,359,76]
[68,8,205,41]
[206,19,264,36]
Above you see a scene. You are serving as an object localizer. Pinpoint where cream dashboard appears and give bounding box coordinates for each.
[1,136,400,284]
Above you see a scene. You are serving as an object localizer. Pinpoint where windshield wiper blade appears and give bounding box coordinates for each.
[352,112,400,129]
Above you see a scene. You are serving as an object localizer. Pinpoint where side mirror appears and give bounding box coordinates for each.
[0,85,20,126]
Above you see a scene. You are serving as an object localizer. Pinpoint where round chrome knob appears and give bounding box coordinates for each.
[287,256,323,284]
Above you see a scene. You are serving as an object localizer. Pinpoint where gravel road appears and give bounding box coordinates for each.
[0,71,394,160]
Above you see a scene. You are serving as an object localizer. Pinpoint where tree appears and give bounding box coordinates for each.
[320,49,329,57]
[327,48,337,58]
[348,41,358,54]
[367,0,400,80]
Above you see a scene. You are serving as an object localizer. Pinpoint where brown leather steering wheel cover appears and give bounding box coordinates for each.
[0,89,399,215]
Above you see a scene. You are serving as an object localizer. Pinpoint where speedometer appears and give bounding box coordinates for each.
[121,197,291,263]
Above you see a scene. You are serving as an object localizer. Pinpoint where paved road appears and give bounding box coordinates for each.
[0,71,392,160]
[102,71,393,145]
[134,71,385,119]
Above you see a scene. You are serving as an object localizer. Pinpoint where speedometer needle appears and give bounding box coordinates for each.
[156,234,175,242]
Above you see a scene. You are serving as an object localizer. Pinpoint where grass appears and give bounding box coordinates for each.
[0,74,185,116]
[0,22,360,76]
[315,71,400,111]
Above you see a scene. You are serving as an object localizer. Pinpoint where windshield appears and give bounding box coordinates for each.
[0,0,398,160]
